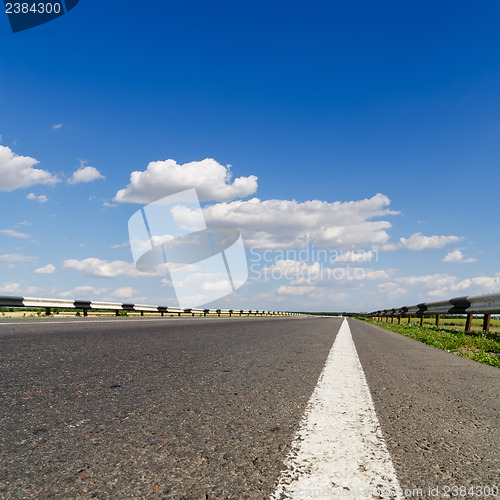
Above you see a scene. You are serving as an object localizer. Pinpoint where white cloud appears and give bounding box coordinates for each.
[442,250,477,263]
[59,285,106,298]
[68,161,105,184]
[0,253,36,267]
[394,272,500,300]
[331,250,376,264]
[103,201,117,208]
[111,287,137,299]
[110,241,130,249]
[52,123,63,130]
[395,273,457,291]
[161,278,174,288]
[62,257,160,278]
[0,229,30,239]
[0,145,59,191]
[58,285,143,302]
[275,284,349,307]
[260,260,392,293]
[277,284,317,296]
[377,282,407,299]
[114,158,258,203]
[0,282,21,294]
[26,193,48,203]
[34,264,56,274]
[202,193,396,250]
[381,232,463,251]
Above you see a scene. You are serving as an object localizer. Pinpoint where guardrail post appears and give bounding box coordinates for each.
[408,314,412,324]
[483,313,491,332]
[161,311,164,317]
[397,315,401,324]
[45,307,51,316]
[217,309,221,317]
[140,311,144,317]
[115,310,120,317]
[465,313,473,332]
[435,314,440,327]
[420,314,424,327]
[83,309,88,317]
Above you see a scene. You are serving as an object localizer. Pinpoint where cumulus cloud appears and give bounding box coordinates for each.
[276,284,317,296]
[59,285,107,298]
[0,145,59,191]
[394,272,500,299]
[26,193,48,203]
[0,229,30,239]
[110,241,130,249]
[331,250,376,264]
[58,285,143,302]
[259,260,393,294]
[377,282,407,300]
[0,281,21,293]
[201,193,396,250]
[34,264,55,274]
[112,287,138,299]
[52,123,63,130]
[442,250,477,263]
[62,257,161,278]
[0,253,36,267]
[380,232,463,251]
[68,161,105,184]
[114,158,258,203]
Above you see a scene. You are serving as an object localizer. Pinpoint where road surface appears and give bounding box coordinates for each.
[0,317,498,498]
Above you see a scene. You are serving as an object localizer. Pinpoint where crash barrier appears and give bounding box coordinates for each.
[0,295,298,318]
[368,292,500,332]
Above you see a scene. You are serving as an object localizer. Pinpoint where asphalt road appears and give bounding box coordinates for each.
[0,317,498,499]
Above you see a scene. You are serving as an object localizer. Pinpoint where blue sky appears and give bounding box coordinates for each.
[1,0,499,311]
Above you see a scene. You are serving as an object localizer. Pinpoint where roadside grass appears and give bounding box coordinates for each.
[358,317,500,368]
[418,316,500,334]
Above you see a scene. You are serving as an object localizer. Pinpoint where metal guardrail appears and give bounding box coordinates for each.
[368,292,500,332]
[0,295,298,318]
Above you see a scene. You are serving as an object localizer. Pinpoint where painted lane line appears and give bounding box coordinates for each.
[272,319,403,499]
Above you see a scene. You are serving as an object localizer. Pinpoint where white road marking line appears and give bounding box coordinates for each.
[272,318,403,499]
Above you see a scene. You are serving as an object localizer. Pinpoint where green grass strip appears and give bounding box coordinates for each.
[357,318,500,368]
